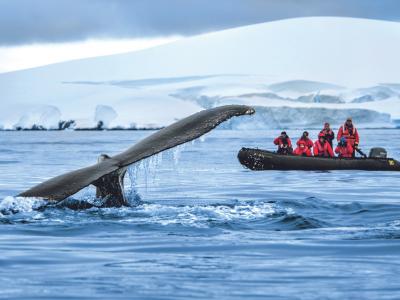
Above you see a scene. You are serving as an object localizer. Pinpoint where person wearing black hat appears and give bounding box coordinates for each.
[273,131,293,155]
[296,131,313,150]
[320,122,335,148]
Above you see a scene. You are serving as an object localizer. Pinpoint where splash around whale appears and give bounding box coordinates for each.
[18,105,255,209]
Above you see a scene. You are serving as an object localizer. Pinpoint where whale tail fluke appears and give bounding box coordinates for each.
[18,105,255,203]
[93,154,128,207]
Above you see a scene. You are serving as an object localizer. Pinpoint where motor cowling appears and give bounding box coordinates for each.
[369,147,387,158]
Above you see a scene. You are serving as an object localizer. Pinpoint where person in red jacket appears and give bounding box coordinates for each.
[313,133,334,158]
[337,117,359,157]
[335,137,353,158]
[320,122,335,148]
[293,140,312,156]
[274,131,293,155]
[297,131,313,149]
[294,131,312,156]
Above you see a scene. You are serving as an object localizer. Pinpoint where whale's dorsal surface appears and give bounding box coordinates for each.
[19,105,255,202]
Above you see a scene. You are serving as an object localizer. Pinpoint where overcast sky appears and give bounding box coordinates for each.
[1,0,400,46]
[1,0,399,73]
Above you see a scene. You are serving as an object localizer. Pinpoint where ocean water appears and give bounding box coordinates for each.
[0,129,399,299]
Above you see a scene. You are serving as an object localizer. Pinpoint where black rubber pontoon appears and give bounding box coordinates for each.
[238,148,400,171]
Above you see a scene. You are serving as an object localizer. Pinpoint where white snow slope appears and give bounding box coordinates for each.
[1,17,400,130]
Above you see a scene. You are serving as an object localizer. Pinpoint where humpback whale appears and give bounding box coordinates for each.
[19,105,255,208]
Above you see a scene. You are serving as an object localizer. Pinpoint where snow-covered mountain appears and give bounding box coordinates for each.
[1,17,400,130]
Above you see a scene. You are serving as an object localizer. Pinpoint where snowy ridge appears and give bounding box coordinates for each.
[1,17,400,129]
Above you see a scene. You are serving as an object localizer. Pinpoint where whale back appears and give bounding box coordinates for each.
[19,105,255,201]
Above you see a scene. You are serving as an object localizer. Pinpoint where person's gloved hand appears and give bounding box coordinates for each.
[354,142,359,149]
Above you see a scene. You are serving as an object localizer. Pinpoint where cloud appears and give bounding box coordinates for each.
[0,0,399,46]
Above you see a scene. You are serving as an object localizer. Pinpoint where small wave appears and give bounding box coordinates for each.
[0,196,46,214]
[276,197,367,214]
[99,199,327,231]
[96,201,284,230]
[136,201,277,227]
[0,196,290,229]
[0,193,329,231]
[389,220,400,227]
[3,192,395,234]
[0,160,20,164]
[0,196,47,220]
[276,214,326,230]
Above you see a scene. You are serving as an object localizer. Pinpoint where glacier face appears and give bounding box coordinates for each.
[1,17,400,130]
[220,106,391,130]
[1,75,397,130]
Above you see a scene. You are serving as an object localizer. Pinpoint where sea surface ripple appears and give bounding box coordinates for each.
[0,129,399,299]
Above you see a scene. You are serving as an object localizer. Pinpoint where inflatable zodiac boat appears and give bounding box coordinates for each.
[237,147,400,171]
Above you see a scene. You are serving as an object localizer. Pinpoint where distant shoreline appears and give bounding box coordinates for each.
[0,127,163,132]
[0,127,398,132]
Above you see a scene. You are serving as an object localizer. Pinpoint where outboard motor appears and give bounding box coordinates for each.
[369,147,387,158]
